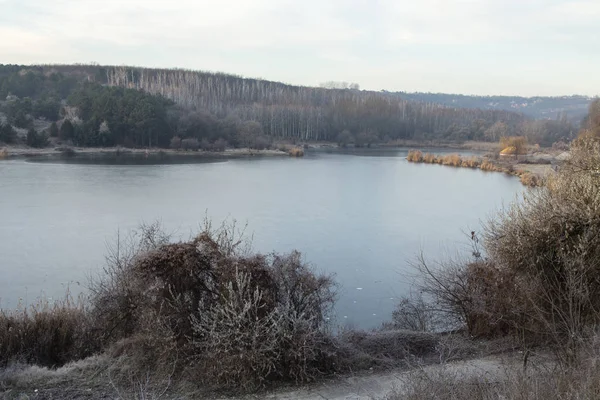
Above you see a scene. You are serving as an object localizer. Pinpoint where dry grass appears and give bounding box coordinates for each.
[288,147,304,157]
[0,296,97,367]
[461,157,480,168]
[479,160,500,172]
[406,151,541,186]
[519,172,542,186]
[386,352,600,400]
[441,154,462,167]
[407,150,423,162]
[423,152,436,163]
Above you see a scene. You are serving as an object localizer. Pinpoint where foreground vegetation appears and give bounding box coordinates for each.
[0,221,456,397]
[391,100,600,399]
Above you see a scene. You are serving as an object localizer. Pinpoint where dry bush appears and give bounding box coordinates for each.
[342,330,438,361]
[410,125,600,363]
[500,136,528,156]
[87,219,337,391]
[0,296,97,367]
[519,172,542,186]
[484,135,600,360]
[392,292,438,332]
[461,157,480,168]
[410,253,520,338]
[288,147,304,157]
[479,160,499,172]
[0,148,7,159]
[423,153,437,163]
[441,154,463,167]
[88,222,171,345]
[190,267,336,391]
[407,150,423,162]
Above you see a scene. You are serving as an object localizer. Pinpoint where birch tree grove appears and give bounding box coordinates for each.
[93,65,524,142]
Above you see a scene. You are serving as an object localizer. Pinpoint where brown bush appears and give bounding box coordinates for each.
[423,153,437,163]
[288,147,304,157]
[441,154,463,167]
[0,296,97,367]
[86,220,337,391]
[500,136,528,156]
[519,172,541,186]
[461,157,480,168]
[411,126,600,363]
[407,150,423,162]
[479,160,499,172]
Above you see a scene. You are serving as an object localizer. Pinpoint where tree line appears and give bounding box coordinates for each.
[0,64,577,148]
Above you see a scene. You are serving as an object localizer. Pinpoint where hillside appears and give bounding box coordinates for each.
[395,92,593,125]
[0,64,578,149]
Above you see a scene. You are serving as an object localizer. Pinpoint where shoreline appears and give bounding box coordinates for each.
[406,150,558,186]
[0,145,290,160]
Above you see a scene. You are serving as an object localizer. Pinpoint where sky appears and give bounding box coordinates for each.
[1,0,598,96]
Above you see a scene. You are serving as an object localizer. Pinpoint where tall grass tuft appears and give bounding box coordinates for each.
[0,295,97,367]
[407,150,423,162]
[288,147,304,157]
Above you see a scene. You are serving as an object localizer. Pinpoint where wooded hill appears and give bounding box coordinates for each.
[0,64,578,148]
[395,92,593,125]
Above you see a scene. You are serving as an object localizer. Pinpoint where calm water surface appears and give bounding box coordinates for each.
[0,149,523,328]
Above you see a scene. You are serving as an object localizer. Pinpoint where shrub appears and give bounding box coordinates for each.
[500,136,528,156]
[407,150,423,162]
[49,122,59,138]
[519,172,541,186]
[213,138,228,152]
[87,220,337,390]
[181,138,199,151]
[411,126,600,363]
[441,154,462,167]
[0,296,97,367]
[423,153,437,163]
[169,136,181,150]
[461,157,480,168]
[479,160,498,171]
[288,147,304,157]
[26,129,48,148]
[0,123,17,144]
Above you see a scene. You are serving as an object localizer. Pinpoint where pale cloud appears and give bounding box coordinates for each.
[0,0,598,96]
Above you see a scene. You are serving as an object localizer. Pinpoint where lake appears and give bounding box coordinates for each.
[0,149,524,328]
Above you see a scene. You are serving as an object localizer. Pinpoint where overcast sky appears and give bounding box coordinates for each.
[1,0,598,96]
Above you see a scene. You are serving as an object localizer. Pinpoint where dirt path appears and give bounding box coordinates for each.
[232,353,530,400]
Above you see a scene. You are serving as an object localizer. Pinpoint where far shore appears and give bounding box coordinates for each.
[0,145,290,160]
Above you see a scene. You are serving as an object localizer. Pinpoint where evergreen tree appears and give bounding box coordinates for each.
[60,120,74,140]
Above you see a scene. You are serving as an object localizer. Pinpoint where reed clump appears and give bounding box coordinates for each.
[407,150,423,162]
[288,147,304,157]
